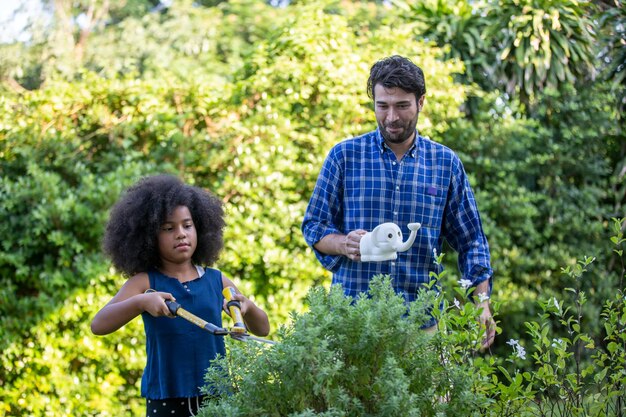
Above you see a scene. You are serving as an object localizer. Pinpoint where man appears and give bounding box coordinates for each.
[301,55,495,348]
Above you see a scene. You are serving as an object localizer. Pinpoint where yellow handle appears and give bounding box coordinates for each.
[223,287,246,333]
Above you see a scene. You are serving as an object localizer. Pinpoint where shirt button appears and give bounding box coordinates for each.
[396,186,400,190]
[392,161,397,166]
[394,212,398,216]
[391,262,396,266]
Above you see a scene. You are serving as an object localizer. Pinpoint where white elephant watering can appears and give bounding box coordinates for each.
[359,222,421,262]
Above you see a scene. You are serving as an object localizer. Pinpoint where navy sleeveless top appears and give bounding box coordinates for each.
[141,267,226,399]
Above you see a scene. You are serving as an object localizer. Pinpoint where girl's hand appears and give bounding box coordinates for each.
[223,292,252,317]
[142,291,176,317]
[221,275,270,337]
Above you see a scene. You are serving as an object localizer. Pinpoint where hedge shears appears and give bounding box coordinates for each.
[148,287,276,345]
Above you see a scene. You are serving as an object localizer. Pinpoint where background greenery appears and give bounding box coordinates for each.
[0,0,624,415]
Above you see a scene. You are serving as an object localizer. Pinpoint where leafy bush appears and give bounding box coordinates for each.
[200,275,492,417]
[200,218,626,417]
[490,218,626,416]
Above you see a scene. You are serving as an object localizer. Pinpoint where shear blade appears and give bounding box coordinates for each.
[230,333,276,345]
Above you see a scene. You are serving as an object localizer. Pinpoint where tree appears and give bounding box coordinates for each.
[484,0,597,108]
[394,0,491,88]
[397,0,599,111]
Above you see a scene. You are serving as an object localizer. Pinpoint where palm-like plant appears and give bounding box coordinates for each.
[485,0,597,107]
[395,0,492,85]
[395,0,598,112]
[391,0,495,118]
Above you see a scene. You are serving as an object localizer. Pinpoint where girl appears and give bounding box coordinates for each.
[91,174,270,416]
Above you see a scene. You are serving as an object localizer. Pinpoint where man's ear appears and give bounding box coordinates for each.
[417,95,425,111]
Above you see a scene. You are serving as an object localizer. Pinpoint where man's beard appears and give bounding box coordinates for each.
[378,117,418,144]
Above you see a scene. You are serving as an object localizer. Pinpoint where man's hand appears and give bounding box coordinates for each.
[343,230,367,261]
[477,300,496,350]
[314,230,367,261]
[474,279,495,350]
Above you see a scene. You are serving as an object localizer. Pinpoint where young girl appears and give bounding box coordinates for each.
[91,174,270,417]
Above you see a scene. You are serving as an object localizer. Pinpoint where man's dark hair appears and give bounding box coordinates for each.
[103,174,225,276]
[367,55,426,101]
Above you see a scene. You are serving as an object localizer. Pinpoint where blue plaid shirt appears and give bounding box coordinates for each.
[302,129,492,324]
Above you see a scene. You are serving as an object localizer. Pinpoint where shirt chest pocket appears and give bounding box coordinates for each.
[412,185,446,230]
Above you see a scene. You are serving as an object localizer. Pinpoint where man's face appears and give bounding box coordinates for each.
[374,84,424,145]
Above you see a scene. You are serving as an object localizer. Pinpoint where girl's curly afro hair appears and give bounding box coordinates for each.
[103,174,225,277]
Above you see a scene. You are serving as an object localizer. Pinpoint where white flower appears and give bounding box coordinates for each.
[453,298,461,309]
[506,339,526,360]
[477,292,490,303]
[553,297,560,311]
[515,345,527,360]
[458,279,473,290]
[551,338,564,348]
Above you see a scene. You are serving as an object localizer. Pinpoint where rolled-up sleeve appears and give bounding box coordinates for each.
[302,150,345,272]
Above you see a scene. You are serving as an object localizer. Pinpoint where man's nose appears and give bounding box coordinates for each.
[386,108,399,122]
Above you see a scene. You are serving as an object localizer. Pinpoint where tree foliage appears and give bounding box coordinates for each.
[486,0,597,105]
[396,0,492,88]
[397,0,599,111]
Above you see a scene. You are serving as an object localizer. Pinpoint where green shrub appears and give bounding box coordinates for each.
[199,274,493,417]
[490,220,625,416]
[199,218,626,417]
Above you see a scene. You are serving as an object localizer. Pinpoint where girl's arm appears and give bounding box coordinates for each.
[91,273,175,335]
[222,275,270,337]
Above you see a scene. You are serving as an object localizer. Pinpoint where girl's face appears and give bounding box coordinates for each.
[157,205,197,266]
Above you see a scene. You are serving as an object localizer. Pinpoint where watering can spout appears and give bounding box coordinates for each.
[395,222,421,252]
